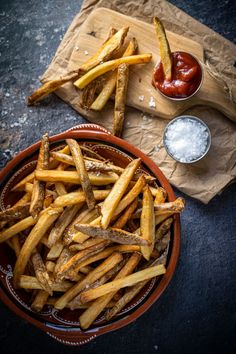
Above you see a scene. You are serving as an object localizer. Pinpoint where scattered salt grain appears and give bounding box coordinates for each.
[149,96,156,108]
[84,50,89,55]
[139,95,144,102]
[164,118,209,163]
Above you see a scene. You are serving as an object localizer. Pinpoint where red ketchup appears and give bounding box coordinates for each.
[152,51,202,98]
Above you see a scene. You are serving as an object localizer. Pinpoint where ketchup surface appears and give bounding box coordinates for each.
[152,51,202,98]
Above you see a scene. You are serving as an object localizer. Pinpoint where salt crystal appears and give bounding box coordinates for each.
[84,50,89,55]
[149,96,156,108]
[5,92,10,97]
[164,118,209,163]
[139,95,144,102]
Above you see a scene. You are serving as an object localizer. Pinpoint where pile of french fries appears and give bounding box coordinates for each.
[0,134,185,329]
[27,27,152,137]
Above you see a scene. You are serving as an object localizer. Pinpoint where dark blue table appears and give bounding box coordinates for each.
[0,1,235,353]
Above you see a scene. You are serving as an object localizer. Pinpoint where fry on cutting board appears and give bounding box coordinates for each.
[153,16,172,80]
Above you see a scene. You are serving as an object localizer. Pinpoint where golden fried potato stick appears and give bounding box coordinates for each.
[30,133,50,219]
[0,203,30,222]
[53,190,110,208]
[112,198,138,229]
[54,252,123,309]
[35,170,118,185]
[69,238,104,252]
[31,290,49,312]
[79,265,93,275]
[45,261,56,273]
[154,187,167,204]
[140,185,155,261]
[13,206,62,287]
[155,217,173,242]
[46,241,64,260]
[66,139,96,209]
[63,208,98,245]
[154,197,185,213]
[31,251,53,295]
[80,264,166,303]
[27,27,128,105]
[11,171,35,192]
[153,17,172,81]
[47,204,81,247]
[101,158,141,229]
[0,216,36,244]
[72,216,101,243]
[155,212,174,225]
[19,275,73,292]
[74,54,152,89]
[91,38,138,111]
[56,240,109,279]
[75,224,150,246]
[54,162,68,196]
[54,247,74,275]
[80,145,106,161]
[156,231,170,255]
[112,175,146,220]
[78,252,141,329]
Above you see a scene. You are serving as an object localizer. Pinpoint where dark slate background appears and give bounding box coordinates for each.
[0,1,235,353]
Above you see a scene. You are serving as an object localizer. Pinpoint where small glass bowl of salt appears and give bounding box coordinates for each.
[163,115,211,163]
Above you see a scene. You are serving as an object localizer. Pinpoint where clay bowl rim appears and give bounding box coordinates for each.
[0,125,181,345]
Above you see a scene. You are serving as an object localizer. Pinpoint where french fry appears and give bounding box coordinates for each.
[54,189,110,207]
[54,252,123,309]
[56,240,109,279]
[45,261,56,273]
[31,251,52,295]
[69,237,104,252]
[155,217,173,242]
[112,198,138,229]
[140,185,155,261]
[91,38,138,111]
[35,170,118,185]
[54,162,68,196]
[31,290,49,312]
[13,206,63,287]
[47,204,81,247]
[155,212,175,225]
[80,145,106,161]
[11,171,35,191]
[30,133,50,219]
[0,216,36,244]
[80,264,166,303]
[54,247,74,275]
[154,187,167,204]
[101,158,141,228]
[79,266,93,275]
[0,203,30,222]
[63,208,98,245]
[19,275,73,292]
[74,54,152,89]
[25,182,57,199]
[66,139,96,209]
[156,231,171,254]
[154,197,185,213]
[153,17,172,81]
[75,224,150,246]
[72,216,101,243]
[46,241,64,260]
[79,253,141,329]
[112,175,146,220]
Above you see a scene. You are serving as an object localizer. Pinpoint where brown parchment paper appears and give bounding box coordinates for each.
[42,0,236,203]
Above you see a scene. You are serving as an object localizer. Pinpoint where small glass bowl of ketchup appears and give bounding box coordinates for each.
[152,51,203,100]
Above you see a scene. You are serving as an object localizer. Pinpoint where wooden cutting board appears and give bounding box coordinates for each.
[69,8,236,121]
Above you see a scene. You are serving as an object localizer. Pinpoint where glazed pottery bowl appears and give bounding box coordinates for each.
[0,124,180,346]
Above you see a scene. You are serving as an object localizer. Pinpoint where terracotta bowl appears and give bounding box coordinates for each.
[0,124,180,346]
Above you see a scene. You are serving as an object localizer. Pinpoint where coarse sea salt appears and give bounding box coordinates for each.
[164,118,209,163]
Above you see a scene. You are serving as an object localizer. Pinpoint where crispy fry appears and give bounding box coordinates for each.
[47,205,81,247]
[31,290,49,312]
[80,264,166,303]
[72,216,101,243]
[54,189,110,207]
[35,170,118,185]
[113,175,146,220]
[0,216,36,244]
[154,187,167,204]
[19,275,73,292]
[74,54,152,89]
[101,158,141,228]
[78,253,141,328]
[30,133,50,219]
[112,198,138,229]
[79,266,93,275]
[80,145,106,161]
[75,224,150,246]
[156,231,171,254]
[11,171,35,191]
[153,17,172,81]
[0,203,30,222]
[25,182,57,199]
[31,251,52,295]
[91,38,138,111]
[56,240,109,279]
[154,197,185,213]
[140,185,155,261]
[54,252,123,309]
[45,261,56,273]
[155,217,173,242]
[66,139,96,209]
[54,162,68,196]
[155,212,175,225]
[13,206,62,287]
[54,247,74,275]
[46,241,64,260]
[69,238,104,252]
